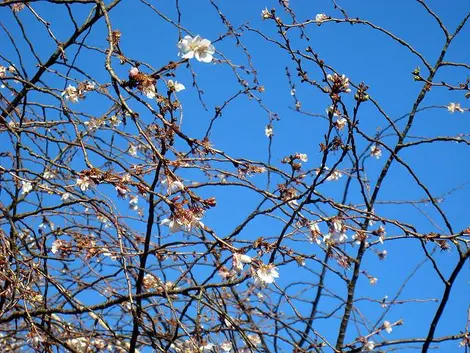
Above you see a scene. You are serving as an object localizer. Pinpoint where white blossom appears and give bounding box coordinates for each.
[220,341,232,352]
[246,334,262,347]
[370,145,382,159]
[363,340,375,351]
[129,195,139,211]
[178,35,215,63]
[21,180,33,194]
[297,153,308,162]
[315,13,328,24]
[128,144,138,157]
[335,117,347,130]
[143,84,156,99]
[369,277,378,285]
[383,320,392,334]
[447,102,464,113]
[261,7,271,20]
[62,84,79,103]
[161,218,182,234]
[61,192,70,201]
[254,263,279,285]
[265,125,274,137]
[326,169,342,181]
[76,176,93,191]
[167,79,185,92]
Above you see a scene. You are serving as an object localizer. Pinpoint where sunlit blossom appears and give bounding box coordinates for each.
[447,102,464,113]
[370,145,382,159]
[21,180,33,194]
[265,125,274,138]
[178,35,215,63]
[315,13,328,24]
[62,84,79,103]
[254,263,279,285]
[383,320,392,333]
[76,176,93,191]
[167,79,185,92]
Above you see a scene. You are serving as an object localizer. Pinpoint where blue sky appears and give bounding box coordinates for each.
[1,0,469,351]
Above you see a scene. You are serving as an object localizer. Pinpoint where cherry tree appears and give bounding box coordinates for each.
[0,1,469,353]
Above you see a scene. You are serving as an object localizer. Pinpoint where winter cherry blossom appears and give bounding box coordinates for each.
[220,341,232,352]
[335,117,347,130]
[232,252,252,273]
[178,35,215,63]
[297,153,308,162]
[327,169,342,181]
[76,176,93,191]
[246,334,262,347]
[370,145,382,159]
[265,125,274,137]
[254,263,279,285]
[369,277,378,285]
[163,178,185,194]
[142,84,156,99]
[129,66,139,78]
[128,144,138,156]
[315,13,328,24]
[167,79,185,92]
[327,73,351,93]
[261,7,271,20]
[21,181,33,194]
[447,102,464,113]
[383,320,392,333]
[129,195,139,211]
[61,84,79,103]
[363,340,375,351]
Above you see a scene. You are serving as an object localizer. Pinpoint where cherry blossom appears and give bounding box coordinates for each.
[178,35,215,63]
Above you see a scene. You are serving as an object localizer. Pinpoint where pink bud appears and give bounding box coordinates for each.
[129,67,139,78]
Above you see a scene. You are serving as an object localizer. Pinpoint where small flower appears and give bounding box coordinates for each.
[128,144,138,157]
[327,73,351,93]
[370,145,382,159]
[161,218,182,234]
[447,102,464,113]
[315,13,328,25]
[76,176,93,191]
[377,249,388,260]
[129,67,139,78]
[21,181,33,194]
[43,170,55,179]
[167,79,185,92]
[369,277,378,285]
[363,340,375,351]
[327,170,342,181]
[178,35,215,63]
[232,252,252,273]
[261,7,272,20]
[246,334,262,347]
[163,178,185,194]
[61,192,70,201]
[297,153,308,162]
[129,195,139,211]
[383,320,392,334]
[335,117,347,130]
[143,84,156,99]
[254,263,279,285]
[0,66,6,78]
[265,125,274,138]
[61,84,79,103]
[220,341,232,352]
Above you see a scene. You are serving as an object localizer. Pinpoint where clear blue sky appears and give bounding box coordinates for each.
[1,0,469,351]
